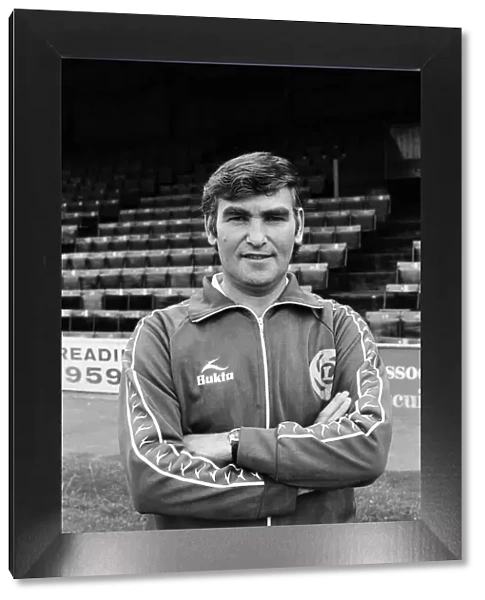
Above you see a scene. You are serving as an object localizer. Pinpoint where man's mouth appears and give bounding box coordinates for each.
[242,253,272,260]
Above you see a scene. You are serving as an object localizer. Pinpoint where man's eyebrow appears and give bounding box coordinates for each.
[260,207,291,218]
[221,206,252,218]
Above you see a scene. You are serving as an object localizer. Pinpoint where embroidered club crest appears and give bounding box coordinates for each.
[309,349,336,400]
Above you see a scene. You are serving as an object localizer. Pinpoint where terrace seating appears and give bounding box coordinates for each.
[396,262,421,285]
[401,310,421,339]
[61,158,405,336]
[292,263,329,289]
[365,310,401,339]
[62,243,345,274]
[384,284,420,310]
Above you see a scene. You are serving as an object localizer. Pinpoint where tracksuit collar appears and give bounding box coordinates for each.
[188,271,323,322]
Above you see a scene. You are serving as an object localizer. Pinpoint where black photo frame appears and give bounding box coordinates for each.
[10,10,461,578]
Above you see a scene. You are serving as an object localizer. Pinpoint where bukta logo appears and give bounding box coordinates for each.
[197,358,234,386]
[309,349,336,400]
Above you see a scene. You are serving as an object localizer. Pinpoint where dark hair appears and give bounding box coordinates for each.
[202,151,302,237]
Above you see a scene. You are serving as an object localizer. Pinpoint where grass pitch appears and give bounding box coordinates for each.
[62,453,420,533]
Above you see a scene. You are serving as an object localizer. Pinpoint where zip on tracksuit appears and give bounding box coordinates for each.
[118,272,392,529]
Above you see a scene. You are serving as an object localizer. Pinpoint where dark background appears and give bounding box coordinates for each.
[62,60,420,194]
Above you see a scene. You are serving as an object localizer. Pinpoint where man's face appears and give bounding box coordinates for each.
[206,187,304,294]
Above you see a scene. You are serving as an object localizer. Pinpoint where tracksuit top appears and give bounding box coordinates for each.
[118,272,392,529]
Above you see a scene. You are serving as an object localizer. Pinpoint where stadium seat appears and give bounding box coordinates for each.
[308,227,334,245]
[318,243,347,269]
[145,268,169,288]
[149,221,169,235]
[152,208,172,220]
[62,291,83,310]
[99,223,118,237]
[104,251,126,269]
[295,244,320,263]
[146,250,170,268]
[170,220,188,234]
[401,311,421,339]
[119,311,147,333]
[412,240,421,262]
[191,220,206,233]
[326,211,350,227]
[153,288,194,309]
[115,222,134,236]
[170,249,193,267]
[170,206,191,220]
[61,255,70,270]
[124,252,146,269]
[85,253,106,270]
[97,269,121,289]
[167,266,194,288]
[304,212,326,228]
[62,212,82,226]
[193,247,216,266]
[310,198,341,212]
[110,236,131,252]
[365,311,401,339]
[129,235,150,251]
[384,284,420,310]
[67,253,86,270]
[170,233,192,249]
[62,271,81,290]
[62,240,77,254]
[70,309,95,332]
[191,233,210,248]
[339,196,366,211]
[131,221,152,236]
[94,310,120,332]
[128,289,154,311]
[298,263,329,289]
[90,237,110,252]
[335,225,361,250]
[350,209,376,231]
[145,236,168,251]
[397,262,421,284]
[121,268,145,289]
[134,208,154,222]
[103,290,129,311]
[79,270,99,290]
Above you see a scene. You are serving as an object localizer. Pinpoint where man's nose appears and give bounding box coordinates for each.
[246,218,267,246]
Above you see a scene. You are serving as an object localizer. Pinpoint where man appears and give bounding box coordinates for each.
[118,151,392,529]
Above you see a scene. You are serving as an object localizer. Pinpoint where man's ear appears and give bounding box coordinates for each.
[294,208,304,244]
[205,215,217,246]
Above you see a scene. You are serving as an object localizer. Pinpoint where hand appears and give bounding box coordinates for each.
[183,433,232,466]
[314,391,352,425]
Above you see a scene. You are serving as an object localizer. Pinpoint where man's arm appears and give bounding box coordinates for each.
[183,390,352,496]
[234,305,393,490]
[118,313,298,521]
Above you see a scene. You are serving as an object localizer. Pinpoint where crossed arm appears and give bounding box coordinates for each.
[183,391,352,466]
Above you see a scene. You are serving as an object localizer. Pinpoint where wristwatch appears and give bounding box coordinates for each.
[227,428,240,464]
